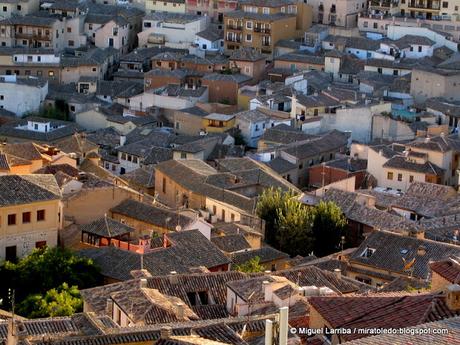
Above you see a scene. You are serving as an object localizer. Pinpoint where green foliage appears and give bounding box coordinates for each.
[234,256,265,273]
[276,199,315,257]
[24,100,70,121]
[256,187,295,246]
[16,283,82,318]
[312,201,347,257]
[256,188,347,258]
[0,247,101,317]
[232,128,247,147]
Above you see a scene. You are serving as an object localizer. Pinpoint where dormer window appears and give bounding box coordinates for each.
[360,247,375,258]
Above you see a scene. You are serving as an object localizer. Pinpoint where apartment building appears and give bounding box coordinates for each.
[145,0,186,14]
[0,47,61,83]
[0,74,47,116]
[307,0,368,27]
[138,13,209,49]
[0,0,40,20]
[224,0,312,58]
[0,174,61,261]
[411,67,460,103]
[399,0,459,19]
[0,15,66,51]
[186,0,238,22]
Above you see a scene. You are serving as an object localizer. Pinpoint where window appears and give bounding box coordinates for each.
[162,177,166,193]
[373,22,378,29]
[37,210,45,222]
[27,55,32,62]
[35,241,46,248]
[387,171,393,180]
[231,213,235,221]
[245,34,252,42]
[246,21,253,29]
[8,214,16,226]
[22,212,31,224]
[68,40,74,46]
[17,5,21,10]
[393,69,398,76]
[212,205,217,214]
[2,6,6,12]
[5,246,16,262]
[409,175,414,183]
[221,209,225,220]
[67,27,72,33]
[180,152,187,159]
[89,24,93,30]
[443,1,448,8]
[377,67,382,74]
[92,67,97,72]
[262,7,270,14]
[0,95,3,100]
[48,71,54,77]
[360,247,376,258]
[299,164,303,169]
[363,21,368,28]
[355,276,372,285]
[397,173,402,181]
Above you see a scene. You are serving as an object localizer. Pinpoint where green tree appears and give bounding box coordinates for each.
[0,247,101,313]
[234,256,265,273]
[276,199,315,256]
[16,283,82,319]
[24,101,70,121]
[312,201,347,257]
[256,188,295,246]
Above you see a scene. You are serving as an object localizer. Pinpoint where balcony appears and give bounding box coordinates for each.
[254,27,271,34]
[226,36,242,43]
[226,25,243,30]
[15,32,52,41]
[408,1,440,10]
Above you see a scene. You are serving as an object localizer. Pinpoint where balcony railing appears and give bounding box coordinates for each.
[15,32,52,41]
[408,1,440,9]
[254,27,271,34]
[226,37,242,42]
[226,25,243,30]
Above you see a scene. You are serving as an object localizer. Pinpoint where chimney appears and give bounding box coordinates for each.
[105,298,113,317]
[333,268,341,279]
[263,280,272,302]
[278,307,289,345]
[169,271,178,284]
[120,135,126,146]
[417,245,426,256]
[176,302,185,320]
[445,284,460,311]
[160,326,172,339]
[140,278,147,288]
[264,319,274,345]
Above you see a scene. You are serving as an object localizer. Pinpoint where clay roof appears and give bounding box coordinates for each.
[309,293,460,342]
